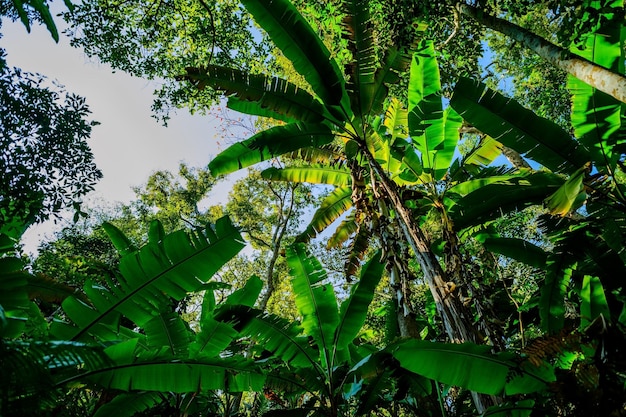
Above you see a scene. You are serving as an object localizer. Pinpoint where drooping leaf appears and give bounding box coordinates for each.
[336,251,384,350]
[297,186,353,242]
[262,166,351,186]
[327,213,359,248]
[185,66,334,124]
[449,171,564,230]
[545,164,588,216]
[393,340,554,395]
[483,237,547,269]
[209,123,334,176]
[344,224,371,279]
[240,0,346,107]
[451,78,591,175]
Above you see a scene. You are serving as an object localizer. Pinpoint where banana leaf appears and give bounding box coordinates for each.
[215,304,318,369]
[568,17,625,173]
[482,237,547,269]
[370,47,413,116]
[327,213,358,248]
[393,340,555,395]
[209,123,334,176]
[78,357,265,393]
[408,41,441,138]
[449,171,564,231]
[262,166,351,186]
[335,251,384,350]
[451,78,590,175]
[296,186,353,242]
[580,275,610,328]
[52,217,245,341]
[185,66,335,124]
[287,244,339,368]
[540,253,576,334]
[343,0,377,116]
[240,0,346,107]
[93,392,162,417]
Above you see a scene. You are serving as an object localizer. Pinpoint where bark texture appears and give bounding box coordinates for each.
[459,3,626,104]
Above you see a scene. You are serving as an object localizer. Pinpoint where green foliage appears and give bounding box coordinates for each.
[51,217,245,341]
[0,63,101,225]
[393,339,555,396]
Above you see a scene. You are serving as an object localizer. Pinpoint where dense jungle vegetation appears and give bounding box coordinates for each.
[1,0,626,415]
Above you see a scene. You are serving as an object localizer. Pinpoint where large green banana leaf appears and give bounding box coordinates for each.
[449,171,564,231]
[335,251,384,350]
[408,41,441,138]
[185,66,335,124]
[568,13,624,173]
[287,244,339,369]
[240,0,346,108]
[144,312,192,358]
[580,275,611,328]
[296,186,353,242]
[76,356,265,393]
[393,340,555,396]
[209,123,334,176]
[343,0,377,116]
[189,278,260,359]
[432,107,463,181]
[540,253,576,334]
[51,217,245,341]
[0,256,29,337]
[482,237,547,269]
[262,166,351,186]
[450,78,591,175]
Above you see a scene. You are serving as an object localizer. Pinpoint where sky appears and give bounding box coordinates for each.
[2,15,244,253]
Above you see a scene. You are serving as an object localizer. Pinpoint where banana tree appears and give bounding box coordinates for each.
[213,244,408,416]
[184,0,487,349]
[38,217,273,415]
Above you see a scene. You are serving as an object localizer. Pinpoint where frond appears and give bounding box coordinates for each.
[451,78,591,175]
[208,123,334,176]
[51,217,245,342]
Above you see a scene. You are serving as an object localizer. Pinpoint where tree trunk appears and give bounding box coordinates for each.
[363,152,495,412]
[459,3,626,104]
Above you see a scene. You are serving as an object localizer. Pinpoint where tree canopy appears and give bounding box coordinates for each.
[1,0,626,416]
